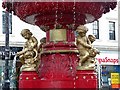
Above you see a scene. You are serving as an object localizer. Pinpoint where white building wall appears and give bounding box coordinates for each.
[10,15,46,46]
[0,6,46,47]
[84,5,119,68]
[85,6,118,51]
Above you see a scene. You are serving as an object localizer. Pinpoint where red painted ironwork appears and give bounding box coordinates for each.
[2,1,117,89]
[37,29,79,88]
[76,70,98,89]
[2,1,117,31]
[19,71,39,88]
[38,53,78,79]
[19,71,75,89]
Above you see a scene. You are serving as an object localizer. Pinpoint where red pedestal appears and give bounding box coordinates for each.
[19,70,98,89]
[19,71,39,89]
[19,71,75,89]
[75,70,98,89]
[37,29,79,88]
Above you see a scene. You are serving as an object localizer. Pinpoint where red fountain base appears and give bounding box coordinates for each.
[19,70,98,89]
[76,70,98,89]
[19,71,75,89]
[19,71,39,89]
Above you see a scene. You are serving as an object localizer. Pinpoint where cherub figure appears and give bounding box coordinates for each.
[76,25,92,66]
[36,37,46,69]
[38,37,46,54]
[88,35,96,44]
[82,34,100,69]
[17,29,38,71]
[76,25,100,70]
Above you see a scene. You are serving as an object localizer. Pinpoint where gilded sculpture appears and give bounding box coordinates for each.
[76,25,99,70]
[17,29,38,71]
[38,37,46,54]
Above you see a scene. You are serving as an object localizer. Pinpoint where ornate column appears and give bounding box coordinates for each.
[37,28,79,88]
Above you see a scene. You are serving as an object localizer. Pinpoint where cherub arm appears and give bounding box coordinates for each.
[17,48,28,56]
[31,36,38,48]
[77,38,92,49]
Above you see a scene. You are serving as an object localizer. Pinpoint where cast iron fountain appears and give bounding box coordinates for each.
[3,0,117,89]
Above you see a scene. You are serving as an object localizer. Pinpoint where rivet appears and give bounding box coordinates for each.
[33,77,36,80]
[83,76,86,79]
[74,82,75,85]
[91,76,94,79]
[26,77,29,80]
[20,78,22,80]
[70,67,73,70]
[76,76,78,79]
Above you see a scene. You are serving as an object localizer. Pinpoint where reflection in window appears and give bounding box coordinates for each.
[92,20,99,39]
[109,21,115,40]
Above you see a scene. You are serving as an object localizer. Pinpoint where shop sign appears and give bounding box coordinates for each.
[0,46,22,60]
[0,51,16,55]
[111,73,120,84]
[96,57,119,65]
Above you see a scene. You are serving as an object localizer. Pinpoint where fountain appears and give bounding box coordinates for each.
[2,0,117,89]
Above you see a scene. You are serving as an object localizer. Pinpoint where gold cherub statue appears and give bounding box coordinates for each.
[83,34,100,69]
[76,25,99,70]
[38,37,46,54]
[17,29,38,71]
[36,37,46,70]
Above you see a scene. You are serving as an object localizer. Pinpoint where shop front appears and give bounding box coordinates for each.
[96,50,120,89]
[0,46,22,60]
[0,46,22,89]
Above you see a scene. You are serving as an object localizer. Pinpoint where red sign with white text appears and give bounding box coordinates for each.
[96,57,119,65]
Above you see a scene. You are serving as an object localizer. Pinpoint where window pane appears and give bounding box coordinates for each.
[92,21,99,39]
[2,11,12,34]
[109,21,115,40]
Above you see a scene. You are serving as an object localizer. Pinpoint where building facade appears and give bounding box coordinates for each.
[85,5,120,89]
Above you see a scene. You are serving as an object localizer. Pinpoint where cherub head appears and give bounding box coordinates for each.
[76,25,88,37]
[21,29,32,39]
[40,37,46,44]
[88,34,96,43]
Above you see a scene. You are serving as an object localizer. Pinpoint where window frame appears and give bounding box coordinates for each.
[109,21,115,40]
[92,20,99,39]
[2,11,12,34]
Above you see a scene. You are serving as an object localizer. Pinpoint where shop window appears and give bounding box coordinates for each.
[100,65,120,89]
[92,20,99,39]
[0,46,23,60]
[109,21,115,40]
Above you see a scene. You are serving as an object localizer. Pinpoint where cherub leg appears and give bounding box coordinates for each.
[79,51,89,65]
